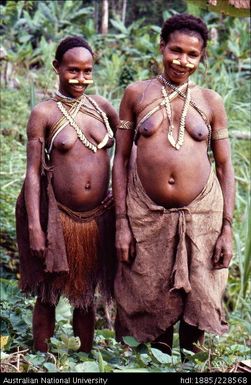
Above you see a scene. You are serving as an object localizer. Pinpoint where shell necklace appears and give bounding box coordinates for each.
[56,94,113,153]
[158,74,191,150]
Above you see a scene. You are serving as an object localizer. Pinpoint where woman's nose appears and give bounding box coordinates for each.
[77,72,85,82]
[179,54,188,66]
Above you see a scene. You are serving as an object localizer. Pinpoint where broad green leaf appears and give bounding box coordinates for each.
[26,353,48,367]
[67,336,81,351]
[110,18,128,34]
[150,348,172,364]
[139,353,152,365]
[123,336,140,347]
[75,361,100,372]
[150,26,161,34]
[43,362,59,372]
[56,298,72,322]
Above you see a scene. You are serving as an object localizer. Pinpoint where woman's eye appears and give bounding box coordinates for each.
[189,53,199,58]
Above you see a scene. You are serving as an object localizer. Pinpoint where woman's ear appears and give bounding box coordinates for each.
[160,39,166,54]
[52,59,59,74]
[200,48,207,63]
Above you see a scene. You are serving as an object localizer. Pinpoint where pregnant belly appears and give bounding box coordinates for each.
[52,168,110,211]
[137,163,211,208]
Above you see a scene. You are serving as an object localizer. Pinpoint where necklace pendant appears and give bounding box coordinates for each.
[167,132,176,148]
[175,143,181,150]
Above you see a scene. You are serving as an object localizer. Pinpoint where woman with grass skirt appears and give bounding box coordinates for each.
[16,36,119,353]
[113,14,235,358]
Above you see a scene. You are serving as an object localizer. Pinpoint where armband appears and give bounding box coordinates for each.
[212,128,229,140]
[117,120,134,130]
[27,137,43,142]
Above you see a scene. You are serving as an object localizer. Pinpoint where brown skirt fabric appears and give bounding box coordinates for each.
[114,166,228,343]
[16,177,116,309]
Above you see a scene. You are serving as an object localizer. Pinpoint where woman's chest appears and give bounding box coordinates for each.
[137,94,211,142]
[47,107,108,152]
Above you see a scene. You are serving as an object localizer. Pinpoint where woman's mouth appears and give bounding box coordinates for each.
[171,67,186,76]
[71,85,84,92]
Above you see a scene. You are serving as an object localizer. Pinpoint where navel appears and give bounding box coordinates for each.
[85,181,91,190]
[168,177,175,185]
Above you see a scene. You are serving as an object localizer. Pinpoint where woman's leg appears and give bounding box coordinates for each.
[152,325,174,355]
[73,305,95,352]
[32,297,56,352]
[179,319,204,360]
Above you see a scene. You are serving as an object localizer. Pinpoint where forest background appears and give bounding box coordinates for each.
[0,0,250,374]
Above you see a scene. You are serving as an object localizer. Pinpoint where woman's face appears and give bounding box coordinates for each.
[160,30,204,85]
[54,47,93,98]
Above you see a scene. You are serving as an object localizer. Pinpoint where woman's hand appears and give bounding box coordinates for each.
[212,225,233,269]
[115,218,136,264]
[29,227,46,260]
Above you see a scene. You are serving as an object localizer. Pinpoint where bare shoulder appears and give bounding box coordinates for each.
[125,79,152,96]
[30,99,55,119]
[88,94,113,111]
[194,86,227,127]
[121,79,154,108]
[27,99,56,138]
[196,86,224,106]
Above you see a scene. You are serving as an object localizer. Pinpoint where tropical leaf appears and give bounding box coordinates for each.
[75,361,100,372]
[110,18,128,34]
[150,348,172,364]
[122,336,140,347]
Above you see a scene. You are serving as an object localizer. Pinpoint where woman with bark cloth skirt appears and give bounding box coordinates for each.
[113,14,235,358]
[16,36,118,353]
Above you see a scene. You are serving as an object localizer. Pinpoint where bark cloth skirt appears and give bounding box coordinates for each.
[16,169,116,310]
[115,166,228,342]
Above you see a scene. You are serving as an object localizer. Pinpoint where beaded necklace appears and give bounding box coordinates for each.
[159,75,190,150]
[56,92,113,153]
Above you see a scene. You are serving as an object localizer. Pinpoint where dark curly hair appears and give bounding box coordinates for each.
[55,36,93,62]
[161,14,209,49]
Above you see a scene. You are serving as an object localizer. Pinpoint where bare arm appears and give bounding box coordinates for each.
[112,86,136,263]
[105,100,120,134]
[210,92,235,269]
[24,104,48,259]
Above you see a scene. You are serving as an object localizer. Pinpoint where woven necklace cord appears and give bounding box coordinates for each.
[55,92,113,153]
[158,75,190,150]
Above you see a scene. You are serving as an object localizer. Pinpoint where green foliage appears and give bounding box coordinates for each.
[186,0,250,17]
[1,1,94,47]
[0,280,250,372]
[0,279,33,351]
